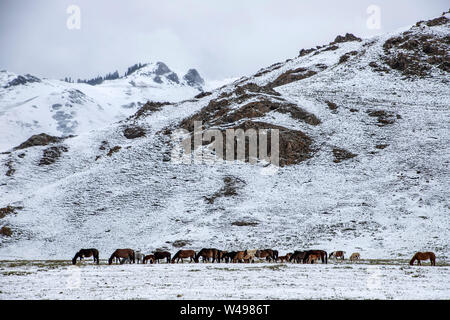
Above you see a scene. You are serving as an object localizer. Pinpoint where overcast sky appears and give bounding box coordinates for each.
[0,1,447,81]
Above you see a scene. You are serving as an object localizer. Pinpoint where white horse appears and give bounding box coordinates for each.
[135,250,145,264]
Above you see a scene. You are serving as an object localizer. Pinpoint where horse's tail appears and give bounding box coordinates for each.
[324,251,328,264]
[194,252,201,263]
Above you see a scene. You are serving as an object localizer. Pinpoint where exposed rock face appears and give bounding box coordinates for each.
[39,145,68,165]
[204,176,246,204]
[107,146,121,157]
[269,68,317,88]
[333,148,357,163]
[123,126,146,139]
[332,33,362,44]
[131,101,172,120]
[3,74,40,88]
[367,109,400,126]
[14,133,64,150]
[154,62,171,75]
[382,17,449,77]
[183,69,205,88]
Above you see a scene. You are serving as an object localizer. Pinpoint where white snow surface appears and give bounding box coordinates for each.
[0,18,449,263]
[0,260,448,300]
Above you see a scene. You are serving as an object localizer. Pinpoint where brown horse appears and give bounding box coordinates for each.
[231,251,247,263]
[172,250,196,263]
[306,254,321,264]
[143,255,155,264]
[72,248,99,265]
[153,251,171,263]
[349,253,360,261]
[303,250,328,264]
[276,253,291,263]
[289,251,306,263]
[195,248,220,263]
[223,251,237,263]
[218,250,228,262]
[108,249,135,265]
[329,251,345,260]
[255,249,276,262]
[409,252,436,266]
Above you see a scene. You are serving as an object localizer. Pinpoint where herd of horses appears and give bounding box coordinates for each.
[71,248,437,266]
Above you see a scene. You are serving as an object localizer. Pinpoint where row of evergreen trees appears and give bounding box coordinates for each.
[63,63,147,86]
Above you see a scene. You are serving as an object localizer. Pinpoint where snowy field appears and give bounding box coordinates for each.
[0,260,448,300]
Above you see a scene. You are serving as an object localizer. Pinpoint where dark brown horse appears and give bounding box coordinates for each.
[143,255,155,264]
[153,251,171,263]
[409,252,436,266]
[256,249,275,262]
[172,250,196,263]
[195,248,220,263]
[329,251,345,260]
[303,250,328,264]
[289,251,307,263]
[218,250,228,263]
[108,249,135,265]
[72,248,99,265]
[222,251,237,263]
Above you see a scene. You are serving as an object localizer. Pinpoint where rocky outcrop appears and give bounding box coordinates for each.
[14,133,65,150]
[39,145,68,165]
[123,126,146,139]
[183,69,205,88]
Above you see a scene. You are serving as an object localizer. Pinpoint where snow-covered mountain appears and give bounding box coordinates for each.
[0,13,449,261]
[0,62,205,152]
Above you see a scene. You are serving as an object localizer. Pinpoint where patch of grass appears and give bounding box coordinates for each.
[2,271,32,276]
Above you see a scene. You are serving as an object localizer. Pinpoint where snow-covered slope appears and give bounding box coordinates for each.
[0,14,449,261]
[0,62,204,152]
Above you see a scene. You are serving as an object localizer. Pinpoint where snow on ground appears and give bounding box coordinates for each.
[0,260,448,300]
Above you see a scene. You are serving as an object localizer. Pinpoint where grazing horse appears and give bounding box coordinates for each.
[72,248,99,265]
[153,251,171,263]
[409,252,436,266]
[349,253,360,261]
[272,250,279,261]
[289,251,307,263]
[135,250,145,264]
[255,249,276,262]
[172,250,196,263]
[108,249,135,265]
[303,250,328,264]
[244,249,257,263]
[329,251,345,260]
[143,255,155,264]
[218,250,228,263]
[195,248,220,263]
[223,251,237,263]
[231,251,247,263]
[306,254,321,264]
[276,253,291,263]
